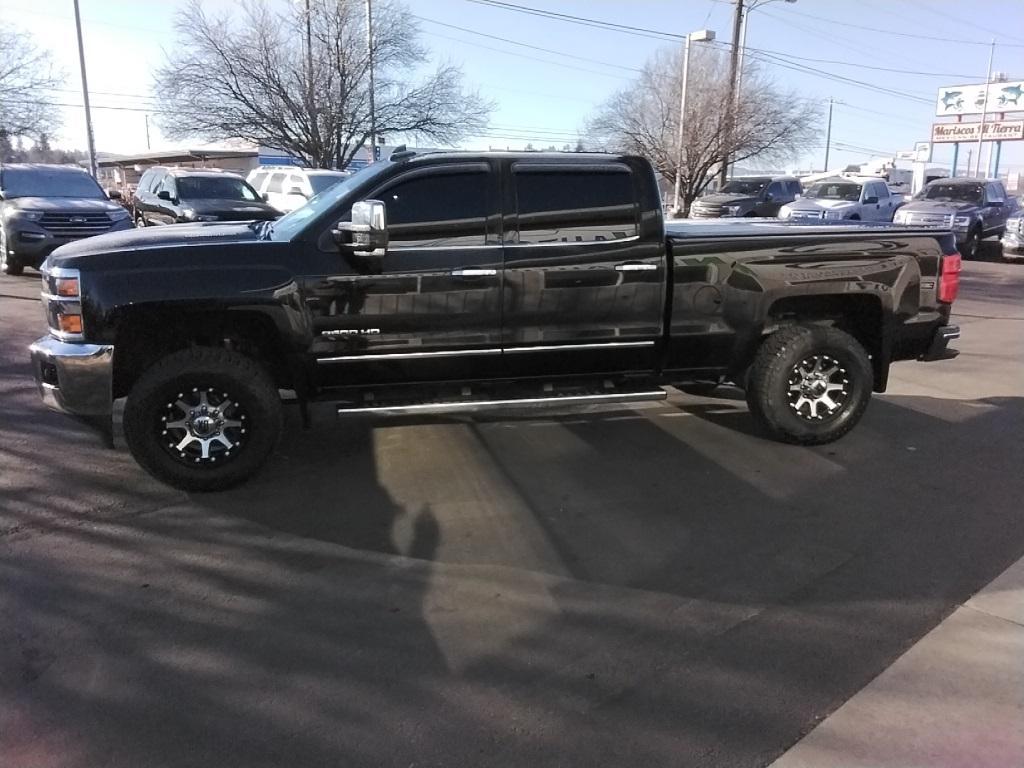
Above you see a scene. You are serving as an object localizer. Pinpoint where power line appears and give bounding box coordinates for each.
[903,0,1024,45]
[418,29,632,79]
[413,16,641,73]
[462,0,682,41]
[777,4,1024,47]
[742,45,981,80]
[721,43,934,104]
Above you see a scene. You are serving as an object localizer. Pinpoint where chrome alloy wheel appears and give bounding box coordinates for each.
[161,387,247,465]
[787,354,849,421]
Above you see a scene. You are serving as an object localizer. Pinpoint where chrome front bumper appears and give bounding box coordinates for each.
[29,336,114,417]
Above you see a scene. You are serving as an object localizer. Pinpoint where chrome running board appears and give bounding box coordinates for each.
[336,389,667,417]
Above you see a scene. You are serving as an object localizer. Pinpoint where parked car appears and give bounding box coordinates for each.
[133,167,280,226]
[0,164,133,276]
[894,177,1015,259]
[30,149,961,491]
[780,177,898,222]
[1002,211,1024,260]
[689,175,801,218]
[247,166,350,213]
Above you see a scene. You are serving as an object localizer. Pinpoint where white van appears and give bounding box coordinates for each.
[246,166,350,214]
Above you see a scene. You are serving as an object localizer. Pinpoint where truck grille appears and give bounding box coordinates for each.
[38,212,113,237]
[788,209,826,221]
[901,212,954,227]
[690,205,723,219]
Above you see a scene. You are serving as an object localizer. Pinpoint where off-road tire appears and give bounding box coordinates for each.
[961,226,981,260]
[123,347,282,492]
[745,324,872,445]
[0,228,24,276]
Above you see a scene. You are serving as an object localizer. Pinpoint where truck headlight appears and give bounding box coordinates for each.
[824,209,844,220]
[894,210,909,224]
[953,215,971,229]
[778,207,792,219]
[724,205,741,217]
[108,208,131,221]
[182,208,218,222]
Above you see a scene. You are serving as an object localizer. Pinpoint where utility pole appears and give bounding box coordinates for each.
[366,0,377,164]
[974,40,995,176]
[823,97,833,172]
[718,0,745,186]
[144,113,151,150]
[72,0,98,178]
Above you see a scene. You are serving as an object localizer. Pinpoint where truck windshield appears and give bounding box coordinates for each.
[0,167,106,199]
[920,184,983,204]
[720,179,768,195]
[269,162,394,241]
[804,182,861,201]
[177,176,260,201]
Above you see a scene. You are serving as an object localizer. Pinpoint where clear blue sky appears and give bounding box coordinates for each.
[3,0,1023,175]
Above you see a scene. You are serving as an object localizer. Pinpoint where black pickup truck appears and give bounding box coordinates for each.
[30,150,962,491]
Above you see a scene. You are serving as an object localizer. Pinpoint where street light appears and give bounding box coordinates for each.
[672,28,716,216]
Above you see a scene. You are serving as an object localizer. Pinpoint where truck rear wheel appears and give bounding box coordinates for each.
[746,325,872,445]
[123,347,282,492]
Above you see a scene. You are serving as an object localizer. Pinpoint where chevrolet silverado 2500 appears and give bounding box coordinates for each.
[30,150,962,490]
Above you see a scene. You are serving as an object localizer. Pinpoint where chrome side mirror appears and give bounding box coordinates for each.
[332,199,388,255]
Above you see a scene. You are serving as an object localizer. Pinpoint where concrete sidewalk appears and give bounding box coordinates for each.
[771,556,1024,768]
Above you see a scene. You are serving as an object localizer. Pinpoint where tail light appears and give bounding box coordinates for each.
[937,252,961,304]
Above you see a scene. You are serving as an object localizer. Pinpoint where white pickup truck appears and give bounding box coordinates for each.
[779,177,901,222]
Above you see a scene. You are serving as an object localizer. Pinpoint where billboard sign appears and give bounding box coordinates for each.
[936,81,1024,116]
[931,121,1024,143]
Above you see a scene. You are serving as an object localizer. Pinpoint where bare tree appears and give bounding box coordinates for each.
[0,27,63,148]
[154,0,492,168]
[586,47,819,214]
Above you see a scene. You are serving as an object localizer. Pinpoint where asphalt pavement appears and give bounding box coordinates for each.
[2,250,1023,768]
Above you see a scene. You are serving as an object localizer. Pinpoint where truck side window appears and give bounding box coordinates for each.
[379,172,488,248]
[156,175,176,199]
[765,181,785,199]
[787,180,802,197]
[875,182,890,199]
[514,170,637,244]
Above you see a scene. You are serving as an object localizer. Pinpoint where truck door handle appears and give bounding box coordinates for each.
[615,262,658,272]
[450,268,497,277]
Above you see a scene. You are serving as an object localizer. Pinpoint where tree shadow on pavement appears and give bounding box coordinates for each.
[6,292,1024,768]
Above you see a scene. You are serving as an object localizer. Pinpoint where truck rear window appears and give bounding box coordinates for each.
[514,169,637,244]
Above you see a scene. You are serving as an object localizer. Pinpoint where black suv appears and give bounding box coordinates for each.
[133,167,280,226]
[0,164,133,276]
[689,175,802,218]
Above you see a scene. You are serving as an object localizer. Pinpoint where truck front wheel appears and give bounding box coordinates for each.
[123,347,282,491]
[746,325,872,445]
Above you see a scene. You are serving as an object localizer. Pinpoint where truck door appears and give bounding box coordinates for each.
[306,162,504,387]
[875,181,895,221]
[984,182,1009,235]
[501,160,665,376]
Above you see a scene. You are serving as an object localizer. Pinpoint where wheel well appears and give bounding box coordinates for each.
[848,214,861,220]
[764,294,885,389]
[112,309,294,398]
